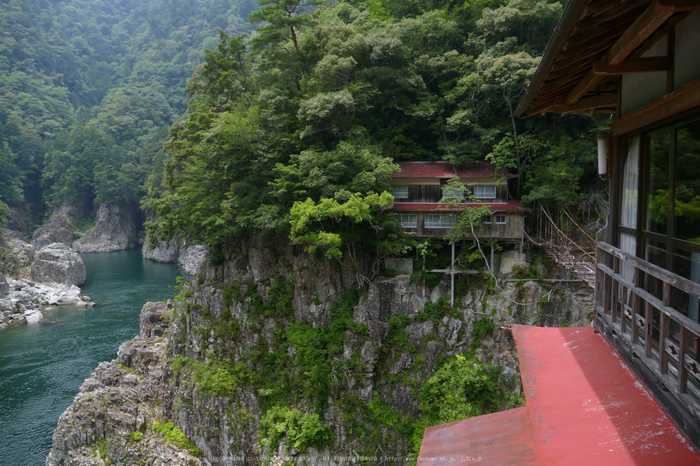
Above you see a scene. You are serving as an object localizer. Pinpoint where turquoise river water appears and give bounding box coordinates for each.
[0,249,185,466]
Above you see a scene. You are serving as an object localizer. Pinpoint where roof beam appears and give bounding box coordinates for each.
[593,56,672,74]
[566,0,676,105]
[611,77,700,136]
[553,92,619,113]
[658,0,700,11]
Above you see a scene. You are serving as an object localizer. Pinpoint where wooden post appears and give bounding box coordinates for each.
[645,301,653,358]
[631,292,641,343]
[450,242,455,308]
[621,283,628,333]
[631,267,640,342]
[660,312,670,374]
[604,271,612,316]
[612,256,620,324]
[679,327,690,393]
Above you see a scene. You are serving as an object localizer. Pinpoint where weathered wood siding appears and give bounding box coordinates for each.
[395,183,509,203]
[407,185,442,203]
[401,213,523,239]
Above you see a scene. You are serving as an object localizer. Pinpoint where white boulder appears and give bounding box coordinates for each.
[30,243,87,286]
[24,309,44,324]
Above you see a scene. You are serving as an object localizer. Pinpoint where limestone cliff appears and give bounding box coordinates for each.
[47,237,593,465]
[142,236,208,276]
[31,243,87,286]
[73,204,140,253]
[32,204,84,249]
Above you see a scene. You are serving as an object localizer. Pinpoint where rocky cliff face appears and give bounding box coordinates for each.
[142,236,209,276]
[141,237,181,263]
[46,302,204,466]
[32,204,83,249]
[47,237,593,465]
[73,204,139,253]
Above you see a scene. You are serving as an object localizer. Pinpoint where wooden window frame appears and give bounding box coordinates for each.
[392,185,408,200]
[396,214,417,228]
[474,184,497,199]
[425,214,456,229]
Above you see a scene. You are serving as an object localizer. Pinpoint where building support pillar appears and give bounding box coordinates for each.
[451,241,456,307]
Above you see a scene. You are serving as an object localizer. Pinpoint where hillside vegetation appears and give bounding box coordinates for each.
[0,0,256,224]
[1,0,607,247]
[146,0,608,258]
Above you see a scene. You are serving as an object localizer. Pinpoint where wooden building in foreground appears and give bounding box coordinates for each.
[517,0,700,446]
[418,0,700,464]
[516,0,700,451]
[390,161,525,240]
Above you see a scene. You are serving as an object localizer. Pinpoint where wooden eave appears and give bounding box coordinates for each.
[515,0,699,118]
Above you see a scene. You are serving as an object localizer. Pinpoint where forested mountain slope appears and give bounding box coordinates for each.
[0,0,608,244]
[0,0,256,227]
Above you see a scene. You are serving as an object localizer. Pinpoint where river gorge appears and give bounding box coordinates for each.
[0,250,185,466]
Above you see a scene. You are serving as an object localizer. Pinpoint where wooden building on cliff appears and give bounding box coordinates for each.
[390,161,525,241]
[418,0,700,464]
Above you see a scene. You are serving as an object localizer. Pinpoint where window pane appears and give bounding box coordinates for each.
[397,214,417,228]
[442,185,464,200]
[474,185,496,199]
[646,130,671,234]
[495,215,506,224]
[483,215,492,224]
[425,214,455,228]
[392,185,408,199]
[644,238,667,300]
[621,138,639,230]
[619,232,636,281]
[673,248,700,323]
[674,121,700,244]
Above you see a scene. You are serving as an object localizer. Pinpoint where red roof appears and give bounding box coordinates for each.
[395,161,517,179]
[391,200,526,213]
[418,325,700,465]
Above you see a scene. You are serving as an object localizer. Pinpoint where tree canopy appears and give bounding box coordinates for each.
[146,0,606,258]
[0,0,256,224]
[0,0,607,252]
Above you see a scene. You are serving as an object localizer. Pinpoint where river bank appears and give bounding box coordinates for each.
[0,249,185,466]
[0,227,95,329]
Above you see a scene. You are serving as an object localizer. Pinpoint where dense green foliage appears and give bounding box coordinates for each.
[0,0,256,223]
[411,352,519,457]
[152,421,202,456]
[0,0,606,247]
[259,406,332,451]
[147,0,606,256]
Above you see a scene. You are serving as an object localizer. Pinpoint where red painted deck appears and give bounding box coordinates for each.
[417,325,700,465]
[419,407,538,465]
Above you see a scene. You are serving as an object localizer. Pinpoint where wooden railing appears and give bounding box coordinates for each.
[534,206,597,288]
[596,241,700,416]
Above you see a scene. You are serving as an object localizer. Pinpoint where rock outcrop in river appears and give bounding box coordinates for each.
[31,243,87,286]
[0,228,93,331]
[47,235,594,465]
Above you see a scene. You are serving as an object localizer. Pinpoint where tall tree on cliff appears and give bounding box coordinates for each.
[249,0,327,93]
